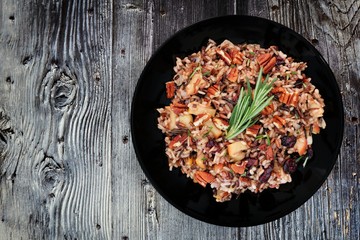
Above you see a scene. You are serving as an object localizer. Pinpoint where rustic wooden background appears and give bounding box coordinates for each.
[0,0,359,239]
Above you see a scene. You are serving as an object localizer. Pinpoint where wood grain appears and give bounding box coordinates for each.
[0,0,359,239]
[0,0,113,239]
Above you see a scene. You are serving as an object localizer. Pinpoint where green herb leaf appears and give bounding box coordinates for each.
[255,134,266,140]
[295,155,310,167]
[201,157,207,161]
[291,71,298,75]
[266,135,271,145]
[294,112,299,119]
[303,157,309,167]
[240,172,247,177]
[203,71,211,77]
[189,66,201,79]
[249,51,255,56]
[226,67,275,140]
[203,126,213,137]
[255,134,271,145]
[295,155,304,163]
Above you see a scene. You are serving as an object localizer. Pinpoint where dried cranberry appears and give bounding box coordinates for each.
[306,147,313,159]
[281,136,297,147]
[246,158,258,168]
[206,139,220,153]
[279,105,290,111]
[294,79,303,88]
[206,139,216,148]
[259,165,273,183]
[283,159,297,173]
[275,56,285,66]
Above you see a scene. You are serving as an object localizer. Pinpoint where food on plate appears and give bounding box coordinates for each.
[157,39,326,202]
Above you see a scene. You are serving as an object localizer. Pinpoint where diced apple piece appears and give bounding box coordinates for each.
[294,135,307,156]
[204,120,222,138]
[319,118,326,129]
[195,152,206,169]
[188,102,216,116]
[227,141,248,161]
[178,114,193,128]
[185,72,206,96]
[312,122,320,134]
[308,99,324,118]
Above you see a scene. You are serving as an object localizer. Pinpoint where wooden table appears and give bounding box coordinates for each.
[0,0,359,239]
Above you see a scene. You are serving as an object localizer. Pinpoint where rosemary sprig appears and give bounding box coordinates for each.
[226,67,276,140]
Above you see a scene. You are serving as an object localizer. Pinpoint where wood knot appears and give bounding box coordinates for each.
[347,116,359,125]
[51,72,77,111]
[87,8,94,16]
[271,5,279,11]
[122,3,143,12]
[0,109,14,155]
[141,179,149,186]
[36,155,64,194]
[39,65,78,111]
[5,76,13,84]
[93,72,101,81]
[121,48,126,58]
[147,207,155,215]
[122,135,129,144]
[22,56,32,65]
[311,38,319,44]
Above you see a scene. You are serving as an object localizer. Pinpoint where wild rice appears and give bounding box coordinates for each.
[157,39,326,202]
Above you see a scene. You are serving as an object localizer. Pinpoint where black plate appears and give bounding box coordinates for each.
[131,15,344,227]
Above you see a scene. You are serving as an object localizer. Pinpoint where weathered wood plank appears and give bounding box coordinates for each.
[0,0,113,239]
[111,0,153,239]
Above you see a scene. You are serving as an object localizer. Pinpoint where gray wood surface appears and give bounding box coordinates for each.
[0,0,359,239]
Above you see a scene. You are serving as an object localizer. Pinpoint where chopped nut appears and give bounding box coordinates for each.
[216,49,232,65]
[166,81,176,98]
[212,117,229,130]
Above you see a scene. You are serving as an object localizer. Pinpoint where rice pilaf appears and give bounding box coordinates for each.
[157,39,326,202]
